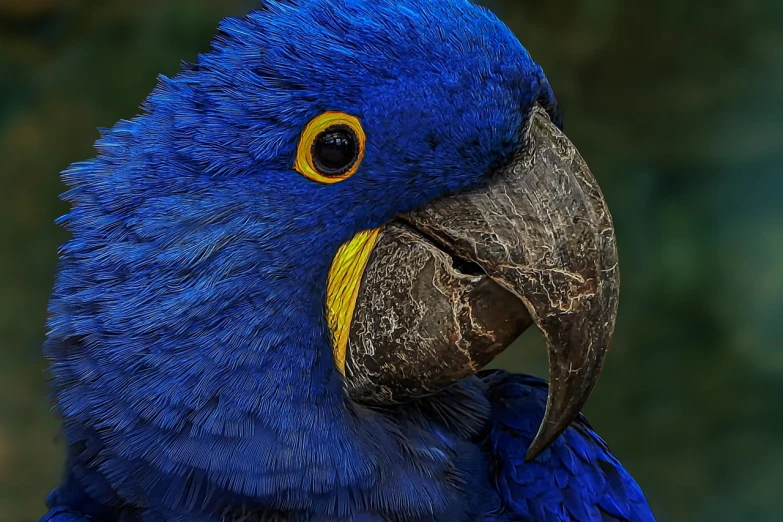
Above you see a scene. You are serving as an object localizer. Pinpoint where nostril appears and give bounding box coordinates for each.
[451,256,484,277]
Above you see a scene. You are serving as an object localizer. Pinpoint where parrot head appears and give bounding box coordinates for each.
[47,0,618,507]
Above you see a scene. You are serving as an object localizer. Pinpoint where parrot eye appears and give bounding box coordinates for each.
[295,112,365,184]
[312,126,358,176]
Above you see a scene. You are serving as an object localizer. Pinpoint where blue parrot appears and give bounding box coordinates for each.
[40,0,656,520]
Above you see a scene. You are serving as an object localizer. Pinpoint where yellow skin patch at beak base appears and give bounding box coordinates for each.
[327,227,382,374]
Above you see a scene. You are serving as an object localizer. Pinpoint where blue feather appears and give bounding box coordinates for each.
[482,371,656,522]
[42,0,652,520]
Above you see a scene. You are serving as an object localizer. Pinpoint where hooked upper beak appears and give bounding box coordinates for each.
[343,107,620,460]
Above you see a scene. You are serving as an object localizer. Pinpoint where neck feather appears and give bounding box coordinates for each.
[47,213,494,518]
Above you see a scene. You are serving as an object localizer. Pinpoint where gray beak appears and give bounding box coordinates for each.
[345,107,620,460]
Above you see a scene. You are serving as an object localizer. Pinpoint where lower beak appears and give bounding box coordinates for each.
[345,107,620,460]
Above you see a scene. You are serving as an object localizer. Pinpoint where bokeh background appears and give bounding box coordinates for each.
[1,0,781,520]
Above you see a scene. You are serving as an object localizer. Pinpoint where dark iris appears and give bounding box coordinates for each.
[312,125,359,176]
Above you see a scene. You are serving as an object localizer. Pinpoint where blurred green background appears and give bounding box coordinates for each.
[1,0,781,521]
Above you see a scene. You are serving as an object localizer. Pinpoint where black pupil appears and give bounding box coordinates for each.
[313,126,358,176]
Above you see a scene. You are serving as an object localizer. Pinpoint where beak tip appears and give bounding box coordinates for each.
[524,443,543,463]
[524,414,569,463]
[525,437,544,464]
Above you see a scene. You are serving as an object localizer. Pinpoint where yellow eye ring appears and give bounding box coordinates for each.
[294,111,366,184]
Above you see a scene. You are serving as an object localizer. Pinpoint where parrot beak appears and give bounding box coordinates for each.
[344,107,620,460]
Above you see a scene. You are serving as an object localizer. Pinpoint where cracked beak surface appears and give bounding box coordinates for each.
[345,108,620,459]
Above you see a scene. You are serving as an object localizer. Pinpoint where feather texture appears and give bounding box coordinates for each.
[42,0,653,520]
[480,371,656,521]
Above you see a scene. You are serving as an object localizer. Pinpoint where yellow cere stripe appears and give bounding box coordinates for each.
[326,227,382,374]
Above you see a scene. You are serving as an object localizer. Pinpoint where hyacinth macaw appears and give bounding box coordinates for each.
[40,0,656,520]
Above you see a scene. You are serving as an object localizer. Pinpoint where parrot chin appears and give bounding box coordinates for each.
[344,107,620,460]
